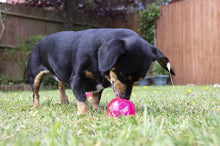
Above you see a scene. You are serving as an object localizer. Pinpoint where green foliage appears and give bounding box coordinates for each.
[17,35,45,84]
[17,35,45,70]
[140,4,160,45]
[17,35,44,55]
[0,86,220,145]
[0,74,11,85]
[153,62,170,76]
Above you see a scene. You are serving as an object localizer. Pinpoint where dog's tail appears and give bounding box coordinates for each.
[27,45,47,90]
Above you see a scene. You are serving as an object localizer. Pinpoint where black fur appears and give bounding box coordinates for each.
[28,28,174,104]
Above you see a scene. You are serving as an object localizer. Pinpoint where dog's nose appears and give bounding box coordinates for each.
[115,92,120,97]
[115,92,130,100]
[120,94,130,100]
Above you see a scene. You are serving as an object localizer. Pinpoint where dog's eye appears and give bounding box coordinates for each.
[119,72,124,77]
[118,72,133,83]
[119,72,126,78]
[128,75,132,80]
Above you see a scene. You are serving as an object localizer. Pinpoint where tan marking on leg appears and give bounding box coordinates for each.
[76,99,88,115]
[33,70,50,108]
[85,70,95,79]
[58,82,69,104]
[34,96,40,108]
[92,92,102,111]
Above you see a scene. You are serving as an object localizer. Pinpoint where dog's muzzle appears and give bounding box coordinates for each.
[112,81,132,100]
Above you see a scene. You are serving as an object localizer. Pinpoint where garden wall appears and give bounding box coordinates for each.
[156,0,220,85]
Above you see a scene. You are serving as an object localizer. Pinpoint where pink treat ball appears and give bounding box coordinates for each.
[107,98,136,117]
[86,92,93,98]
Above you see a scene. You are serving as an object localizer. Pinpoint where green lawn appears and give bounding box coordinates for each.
[0,86,220,146]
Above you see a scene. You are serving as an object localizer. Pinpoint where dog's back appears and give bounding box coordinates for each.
[28,28,139,84]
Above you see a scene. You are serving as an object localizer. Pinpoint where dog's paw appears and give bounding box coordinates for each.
[60,95,69,104]
[77,110,89,116]
[60,99,69,104]
[33,99,40,108]
[76,100,89,115]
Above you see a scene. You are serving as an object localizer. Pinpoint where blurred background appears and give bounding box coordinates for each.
[0,0,219,90]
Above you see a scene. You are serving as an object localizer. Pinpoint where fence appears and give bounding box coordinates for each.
[0,3,106,49]
[156,0,220,85]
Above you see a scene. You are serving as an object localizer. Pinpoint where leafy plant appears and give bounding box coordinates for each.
[139,4,161,77]
[140,4,160,45]
[0,74,10,85]
[17,35,45,83]
[17,35,44,55]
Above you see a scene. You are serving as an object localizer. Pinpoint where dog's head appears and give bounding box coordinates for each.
[98,37,175,99]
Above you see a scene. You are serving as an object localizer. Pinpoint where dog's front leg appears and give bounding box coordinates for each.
[92,91,103,111]
[70,76,88,115]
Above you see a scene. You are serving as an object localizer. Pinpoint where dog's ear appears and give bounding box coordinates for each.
[151,46,175,75]
[98,39,126,72]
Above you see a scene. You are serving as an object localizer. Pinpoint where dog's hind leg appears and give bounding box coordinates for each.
[58,82,69,104]
[33,70,50,108]
[92,91,103,111]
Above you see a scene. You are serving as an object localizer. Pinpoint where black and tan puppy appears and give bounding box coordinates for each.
[28,28,175,114]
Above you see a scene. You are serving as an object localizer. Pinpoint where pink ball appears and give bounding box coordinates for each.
[107,98,136,117]
[86,92,93,98]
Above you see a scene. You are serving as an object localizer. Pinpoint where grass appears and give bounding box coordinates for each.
[0,85,220,146]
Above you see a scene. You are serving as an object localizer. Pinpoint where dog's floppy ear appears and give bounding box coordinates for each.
[151,46,175,75]
[98,39,126,72]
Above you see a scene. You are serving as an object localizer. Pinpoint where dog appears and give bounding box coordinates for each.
[28,28,175,114]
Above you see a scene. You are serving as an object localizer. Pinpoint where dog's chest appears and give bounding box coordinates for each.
[84,79,104,92]
[84,70,105,92]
